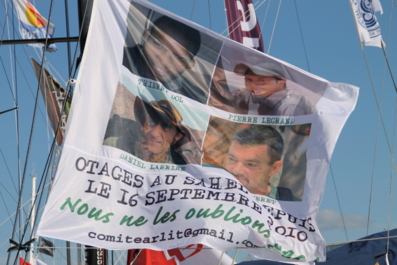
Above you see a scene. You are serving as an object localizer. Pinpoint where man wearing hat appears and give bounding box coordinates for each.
[231,62,313,116]
[104,97,187,164]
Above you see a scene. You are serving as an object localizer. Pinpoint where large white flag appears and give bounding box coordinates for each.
[37,0,359,263]
[349,0,384,48]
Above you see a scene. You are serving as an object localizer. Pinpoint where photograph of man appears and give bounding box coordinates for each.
[123,12,209,104]
[224,125,298,201]
[104,97,189,164]
[232,62,314,116]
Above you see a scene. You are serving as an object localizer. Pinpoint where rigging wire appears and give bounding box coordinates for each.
[329,166,349,241]
[64,0,72,77]
[358,36,397,177]
[266,0,281,54]
[259,0,271,44]
[8,0,25,264]
[291,0,350,242]
[70,0,91,79]
[7,0,57,263]
[293,0,310,72]
[0,147,18,196]
[230,249,239,265]
[366,0,396,237]
[381,43,397,93]
[384,0,396,260]
[359,40,397,248]
[5,0,91,263]
[366,86,383,237]
[189,0,196,21]
[207,0,212,30]
[386,91,396,265]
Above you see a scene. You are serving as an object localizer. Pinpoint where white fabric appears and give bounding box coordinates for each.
[36,0,359,263]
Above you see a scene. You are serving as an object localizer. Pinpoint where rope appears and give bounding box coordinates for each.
[266,0,282,54]
[381,42,397,93]
[230,249,239,264]
[381,41,397,92]
[207,0,212,30]
[330,165,349,241]
[7,0,57,263]
[259,0,272,42]
[293,0,310,72]
[367,0,395,240]
[386,96,396,264]
[5,1,89,264]
[360,45,397,180]
[189,0,196,21]
[384,1,396,261]
[366,92,382,237]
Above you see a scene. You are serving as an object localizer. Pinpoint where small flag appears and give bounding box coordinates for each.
[13,0,57,51]
[350,0,384,48]
[38,237,55,257]
[19,257,32,265]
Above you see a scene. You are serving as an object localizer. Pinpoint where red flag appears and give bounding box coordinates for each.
[224,0,264,51]
[126,245,233,265]
[127,249,176,265]
[19,257,32,265]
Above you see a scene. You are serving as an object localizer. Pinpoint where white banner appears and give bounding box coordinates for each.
[37,0,359,263]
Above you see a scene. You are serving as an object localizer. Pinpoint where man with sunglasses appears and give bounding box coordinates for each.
[104,97,187,164]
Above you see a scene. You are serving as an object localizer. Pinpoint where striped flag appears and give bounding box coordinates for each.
[349,0,384,48]
[13,0,57,51]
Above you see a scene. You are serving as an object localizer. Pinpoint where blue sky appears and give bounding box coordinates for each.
[0,0,396,263]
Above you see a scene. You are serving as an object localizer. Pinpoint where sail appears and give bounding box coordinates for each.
[31,58,71,146]
[36,0,359,263]
[224,0,264,52]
